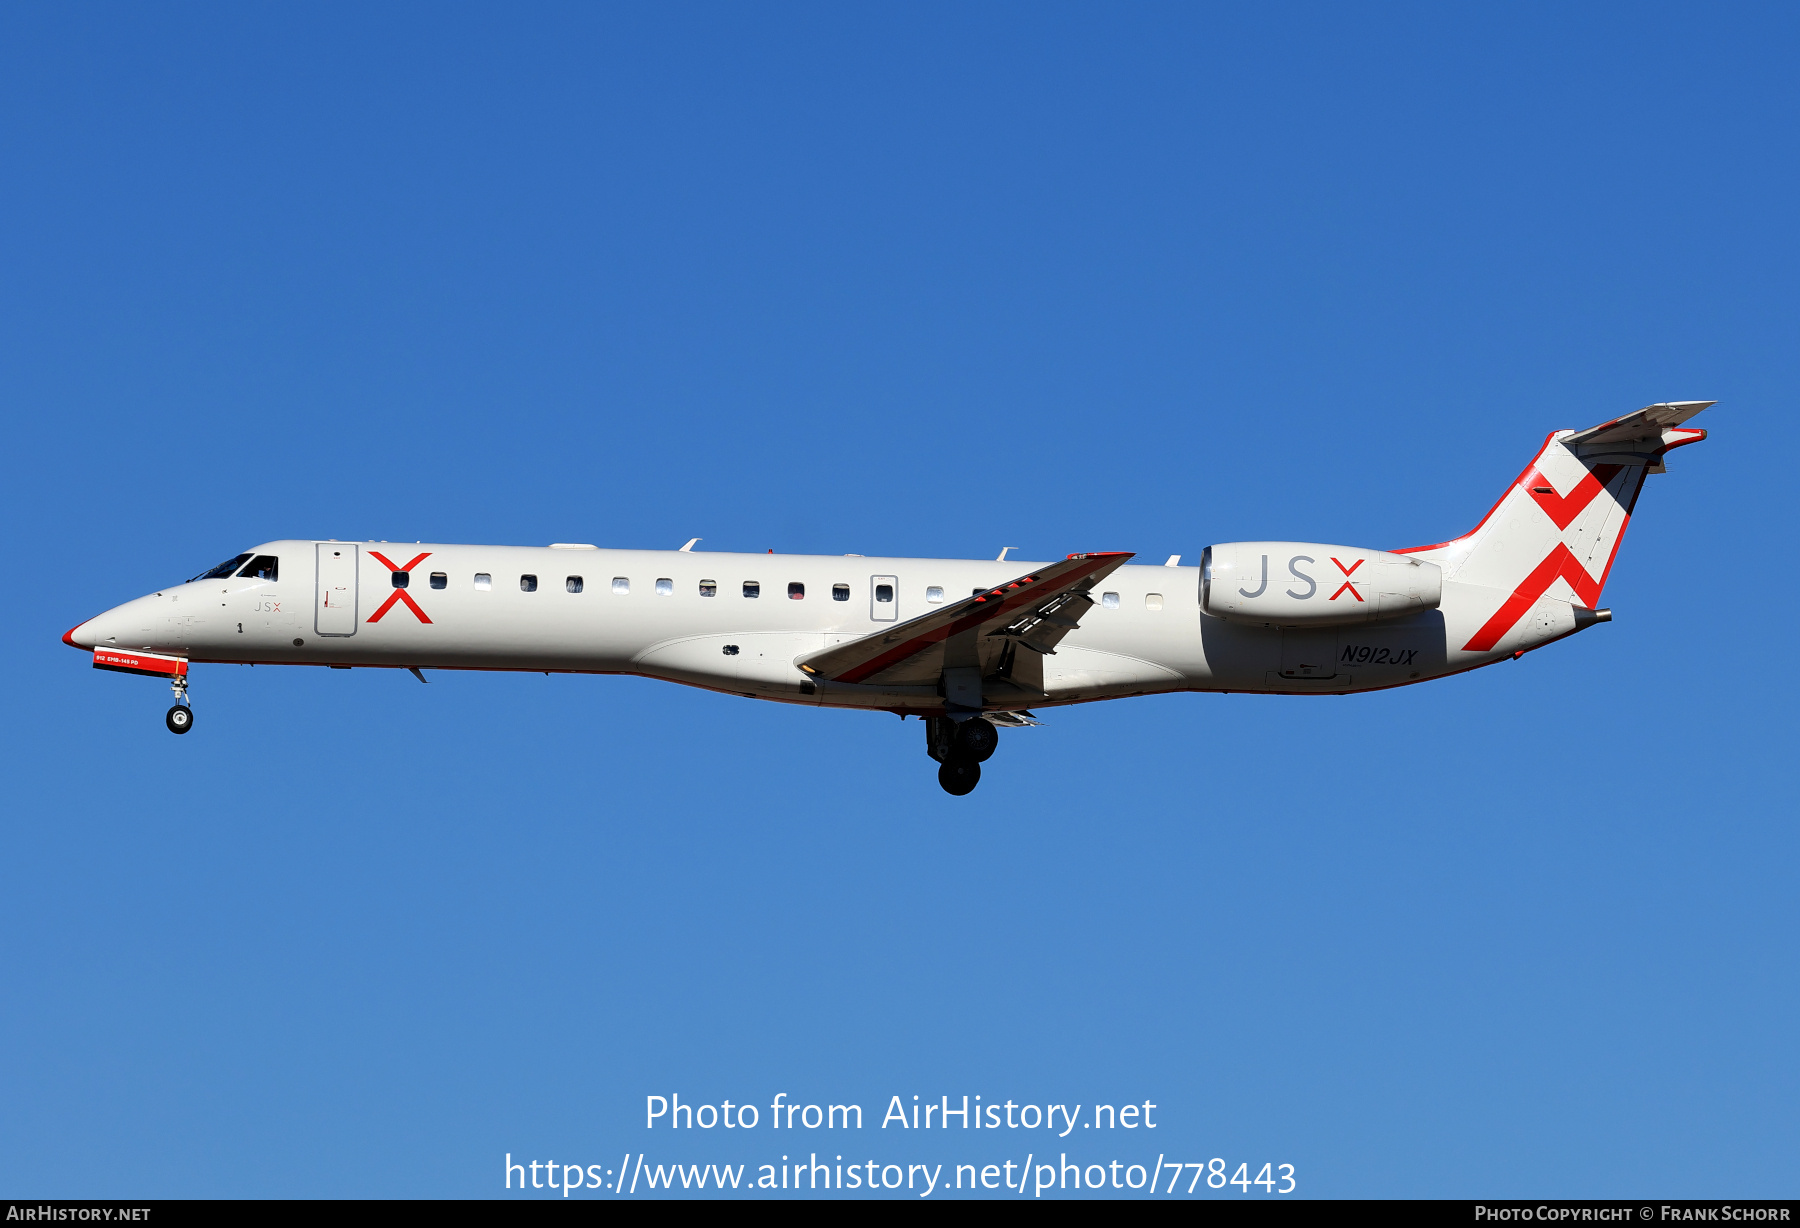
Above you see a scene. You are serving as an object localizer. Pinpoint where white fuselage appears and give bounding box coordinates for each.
[70,538,1574,713]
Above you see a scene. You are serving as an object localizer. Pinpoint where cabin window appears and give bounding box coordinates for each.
[788,582,805,600]
[743,581,760,598]
[191,553,253,583]
[474,573,492,590]
[237,556,279,581]
[926,586,944,603]
[612,577,629,594]
[656,578,673,596]
[1145,593,1164,610]
[699,580,717,597]
[566,576,584,593]
[391,571,410,589]
[520,574,538,592]
[1101,591,1120,609]
[875,584,894,603]
[832,584,850,601]
[430,572,446,589]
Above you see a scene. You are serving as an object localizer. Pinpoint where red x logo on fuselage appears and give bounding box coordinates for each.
[367,552,434,624]
[1328,556,1364,602]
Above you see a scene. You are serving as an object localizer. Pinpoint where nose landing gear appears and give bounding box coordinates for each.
[927,715,998,795]
[165,673,193,735]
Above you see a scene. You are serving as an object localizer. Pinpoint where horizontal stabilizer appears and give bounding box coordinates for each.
[1562,401,1714,452]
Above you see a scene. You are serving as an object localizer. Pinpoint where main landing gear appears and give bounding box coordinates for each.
[926,715,998,796]
[165,674,193,735]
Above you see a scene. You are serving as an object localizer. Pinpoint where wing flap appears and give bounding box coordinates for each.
[795,551,1134,685]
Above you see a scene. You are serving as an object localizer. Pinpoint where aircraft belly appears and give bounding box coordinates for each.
[1042,645,1182,698]
[634,631,825,701]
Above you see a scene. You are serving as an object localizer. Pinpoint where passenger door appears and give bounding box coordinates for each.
[316,544,359,636]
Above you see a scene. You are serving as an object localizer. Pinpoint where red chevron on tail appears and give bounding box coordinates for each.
[1462,542,1604,652]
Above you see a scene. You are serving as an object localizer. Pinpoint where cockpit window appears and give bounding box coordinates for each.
[236,555,279,581]
[190,553,253,582]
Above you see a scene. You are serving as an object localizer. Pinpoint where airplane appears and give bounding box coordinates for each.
[62,402,1711,795]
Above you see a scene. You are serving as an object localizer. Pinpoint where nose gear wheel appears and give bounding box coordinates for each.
[165,673,192,734]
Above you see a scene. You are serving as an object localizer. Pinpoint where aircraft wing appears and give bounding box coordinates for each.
[1563,401,1714,451]
[796,551,1135,686]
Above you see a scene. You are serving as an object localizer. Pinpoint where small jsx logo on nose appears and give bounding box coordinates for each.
[367,552,433,624]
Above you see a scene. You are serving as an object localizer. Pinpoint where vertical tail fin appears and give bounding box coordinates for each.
[1399,402,1713,653]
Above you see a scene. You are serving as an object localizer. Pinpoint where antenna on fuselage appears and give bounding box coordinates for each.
[679,538,701,552]
[997,546,1017,561]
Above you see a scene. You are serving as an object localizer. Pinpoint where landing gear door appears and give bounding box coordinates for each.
[870,574,899,622]
[316,544,359,637]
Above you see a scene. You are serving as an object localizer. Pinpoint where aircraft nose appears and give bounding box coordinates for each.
[67,595,163,651]
[65,601,136,651]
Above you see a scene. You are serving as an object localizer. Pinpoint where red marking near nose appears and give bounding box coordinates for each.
[1331,557,1363,576]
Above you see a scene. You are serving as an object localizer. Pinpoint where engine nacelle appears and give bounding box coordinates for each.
[1202,542,1442,627]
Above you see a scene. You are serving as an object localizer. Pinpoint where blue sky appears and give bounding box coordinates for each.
[1,3,1795,1198]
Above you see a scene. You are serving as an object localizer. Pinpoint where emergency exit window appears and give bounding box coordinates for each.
[566,576,584,593]
[430,573,446,589]
[474,573,492,590]
[875,584,894,603]
[1101,591,1120,609]
[521,575,538,592]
